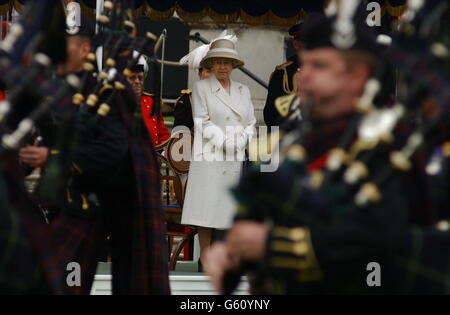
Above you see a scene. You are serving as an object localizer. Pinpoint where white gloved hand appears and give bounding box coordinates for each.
[223,132,247,155]
[203,124,225,150]
[236,133,247,152]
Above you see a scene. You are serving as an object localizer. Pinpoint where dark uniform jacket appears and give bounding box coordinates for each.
[173,89,194,130]
[232,114,444,294]
[263,55,299,127]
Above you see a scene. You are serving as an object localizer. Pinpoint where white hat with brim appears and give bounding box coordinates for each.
[200,39,244,69]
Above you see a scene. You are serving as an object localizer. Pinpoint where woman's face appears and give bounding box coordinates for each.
[210,58,233,81]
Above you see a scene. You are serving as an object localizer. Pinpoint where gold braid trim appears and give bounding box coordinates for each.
[282,66,298,94]
[282,67,290,94]
[275,93,296,117]
[174,90,191,108]
[276,61,293,70]
[269,227,323,282]
[275,61,297,94]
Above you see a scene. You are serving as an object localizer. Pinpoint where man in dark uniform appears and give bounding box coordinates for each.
[20,14,170,295]
[173,89,194,130]
[19,18,96,168]
[173,67,211,130]
[205,12,440,294]
[263,22,303,127]
[19,14,123,294]
[0,1,72,294]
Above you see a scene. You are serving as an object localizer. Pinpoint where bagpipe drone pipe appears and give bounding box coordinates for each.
[78,0,160,128]
[37,0,162,204]
[0,1,82,202]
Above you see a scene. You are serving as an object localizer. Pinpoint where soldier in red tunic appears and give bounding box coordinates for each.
[126,55,170,146]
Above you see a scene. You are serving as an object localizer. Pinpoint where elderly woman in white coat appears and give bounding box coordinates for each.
[181,37,256,267]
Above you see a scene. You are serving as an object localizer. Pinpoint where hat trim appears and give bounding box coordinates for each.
[208,48,238,55]
[200,55,244,69]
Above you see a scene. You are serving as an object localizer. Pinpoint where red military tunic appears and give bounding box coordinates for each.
[141,92,170,146]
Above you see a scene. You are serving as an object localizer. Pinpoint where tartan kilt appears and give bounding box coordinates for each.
[0,182,45,294]
[50,212,106,295]
[0,153,59,294]
[392,227,450,294]
[117,91,170,294]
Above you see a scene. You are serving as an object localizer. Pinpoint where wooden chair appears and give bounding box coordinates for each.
[155,131,197,271]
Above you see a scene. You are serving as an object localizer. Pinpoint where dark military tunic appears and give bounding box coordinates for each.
[173,89,194,130]
[232,114,440,294]
[263,55,299,127]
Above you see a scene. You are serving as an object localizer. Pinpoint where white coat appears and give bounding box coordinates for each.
[181,75,256,229]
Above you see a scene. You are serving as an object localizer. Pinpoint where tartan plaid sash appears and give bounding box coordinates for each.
[116,91,170,294]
